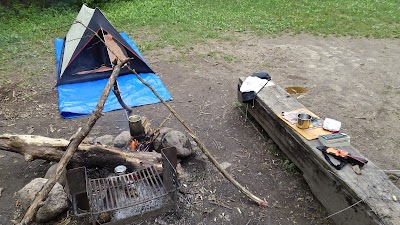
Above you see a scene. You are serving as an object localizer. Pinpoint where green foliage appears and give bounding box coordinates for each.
[284,159,300,175]
[231,101,242,109]
[266,143,300,175]
[0,0,118,8]
[0,0,399,86]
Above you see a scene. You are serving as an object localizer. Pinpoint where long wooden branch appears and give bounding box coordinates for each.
[0,134,162,172]
[113,81,133,114]
[17,59,129,225]
[126,67,268,207]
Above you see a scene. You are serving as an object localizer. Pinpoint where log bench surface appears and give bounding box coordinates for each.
[238,78,400,225]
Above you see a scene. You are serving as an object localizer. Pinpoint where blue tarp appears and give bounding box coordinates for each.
[55,33,172,119]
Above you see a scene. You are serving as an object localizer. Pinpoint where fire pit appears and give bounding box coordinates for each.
[66,147,179,224]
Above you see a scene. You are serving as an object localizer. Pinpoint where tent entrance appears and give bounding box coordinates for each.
[103,29,128,65]
[73,29,128,75]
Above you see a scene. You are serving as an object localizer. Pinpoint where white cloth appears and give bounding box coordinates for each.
[240,76,274,93]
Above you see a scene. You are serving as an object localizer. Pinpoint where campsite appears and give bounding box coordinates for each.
[0,1,400,225]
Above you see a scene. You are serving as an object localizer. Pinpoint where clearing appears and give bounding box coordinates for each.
[0,33,399,224]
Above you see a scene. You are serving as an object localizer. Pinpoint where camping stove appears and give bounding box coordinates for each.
[66,147,179,225]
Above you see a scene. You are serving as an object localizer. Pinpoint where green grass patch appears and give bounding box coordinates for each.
[283,159,300,175]
[0,0,399,86]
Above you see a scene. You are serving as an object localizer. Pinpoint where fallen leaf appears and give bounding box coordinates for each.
[220,161,232,170]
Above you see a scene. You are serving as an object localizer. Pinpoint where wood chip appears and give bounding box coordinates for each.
[27,127,34,135]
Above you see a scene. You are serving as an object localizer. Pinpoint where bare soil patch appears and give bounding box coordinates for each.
[0,33,399,224]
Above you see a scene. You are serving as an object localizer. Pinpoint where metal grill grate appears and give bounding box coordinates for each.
[66,147,179,224]
[87,166,170,214]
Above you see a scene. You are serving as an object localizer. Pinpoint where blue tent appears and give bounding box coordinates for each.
[55,6,171,118]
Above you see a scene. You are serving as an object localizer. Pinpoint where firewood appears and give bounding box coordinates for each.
[0,134,162,172]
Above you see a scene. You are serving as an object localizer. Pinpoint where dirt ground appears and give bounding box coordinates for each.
[0,33,399,225]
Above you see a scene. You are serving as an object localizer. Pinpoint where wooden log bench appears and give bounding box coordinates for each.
[238,78,400,225]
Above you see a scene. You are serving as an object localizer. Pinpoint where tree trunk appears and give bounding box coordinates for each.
[0,134,162,172]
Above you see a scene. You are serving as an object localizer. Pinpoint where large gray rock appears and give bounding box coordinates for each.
[82,136,95,144]
[113,131,132,148]
[153,127,173,151]
[94,134,114,146]
[44,163,67,187]
[161,130,193,158]
[16,178,68,223]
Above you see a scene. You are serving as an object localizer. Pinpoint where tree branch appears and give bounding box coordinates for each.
[113,81,133,114]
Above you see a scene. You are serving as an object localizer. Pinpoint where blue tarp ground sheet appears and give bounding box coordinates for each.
[55,32,172,119]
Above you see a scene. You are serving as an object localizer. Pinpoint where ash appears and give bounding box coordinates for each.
[111,180,171,221]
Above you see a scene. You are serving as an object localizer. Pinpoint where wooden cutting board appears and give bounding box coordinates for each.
[277,108,332,140]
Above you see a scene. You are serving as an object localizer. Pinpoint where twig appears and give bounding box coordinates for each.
[379,170,400,173]
[149,113,173,143]
[158,113,173,128]
[213,139,220,150]
[237,104,266,139]
[324,199,364,219]
[17,60,129,225]
[343,115,367,120]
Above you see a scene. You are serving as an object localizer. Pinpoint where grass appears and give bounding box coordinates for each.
[266,143,300,175]
[0,0,399,86]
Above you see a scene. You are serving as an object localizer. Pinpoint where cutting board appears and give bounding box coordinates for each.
[277,108,332,140]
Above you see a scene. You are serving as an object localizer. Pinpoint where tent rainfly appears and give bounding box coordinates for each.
[57,5,153,86]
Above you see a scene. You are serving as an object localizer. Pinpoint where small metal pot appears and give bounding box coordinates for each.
[128,115,145,138]
[297,113,312,129]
